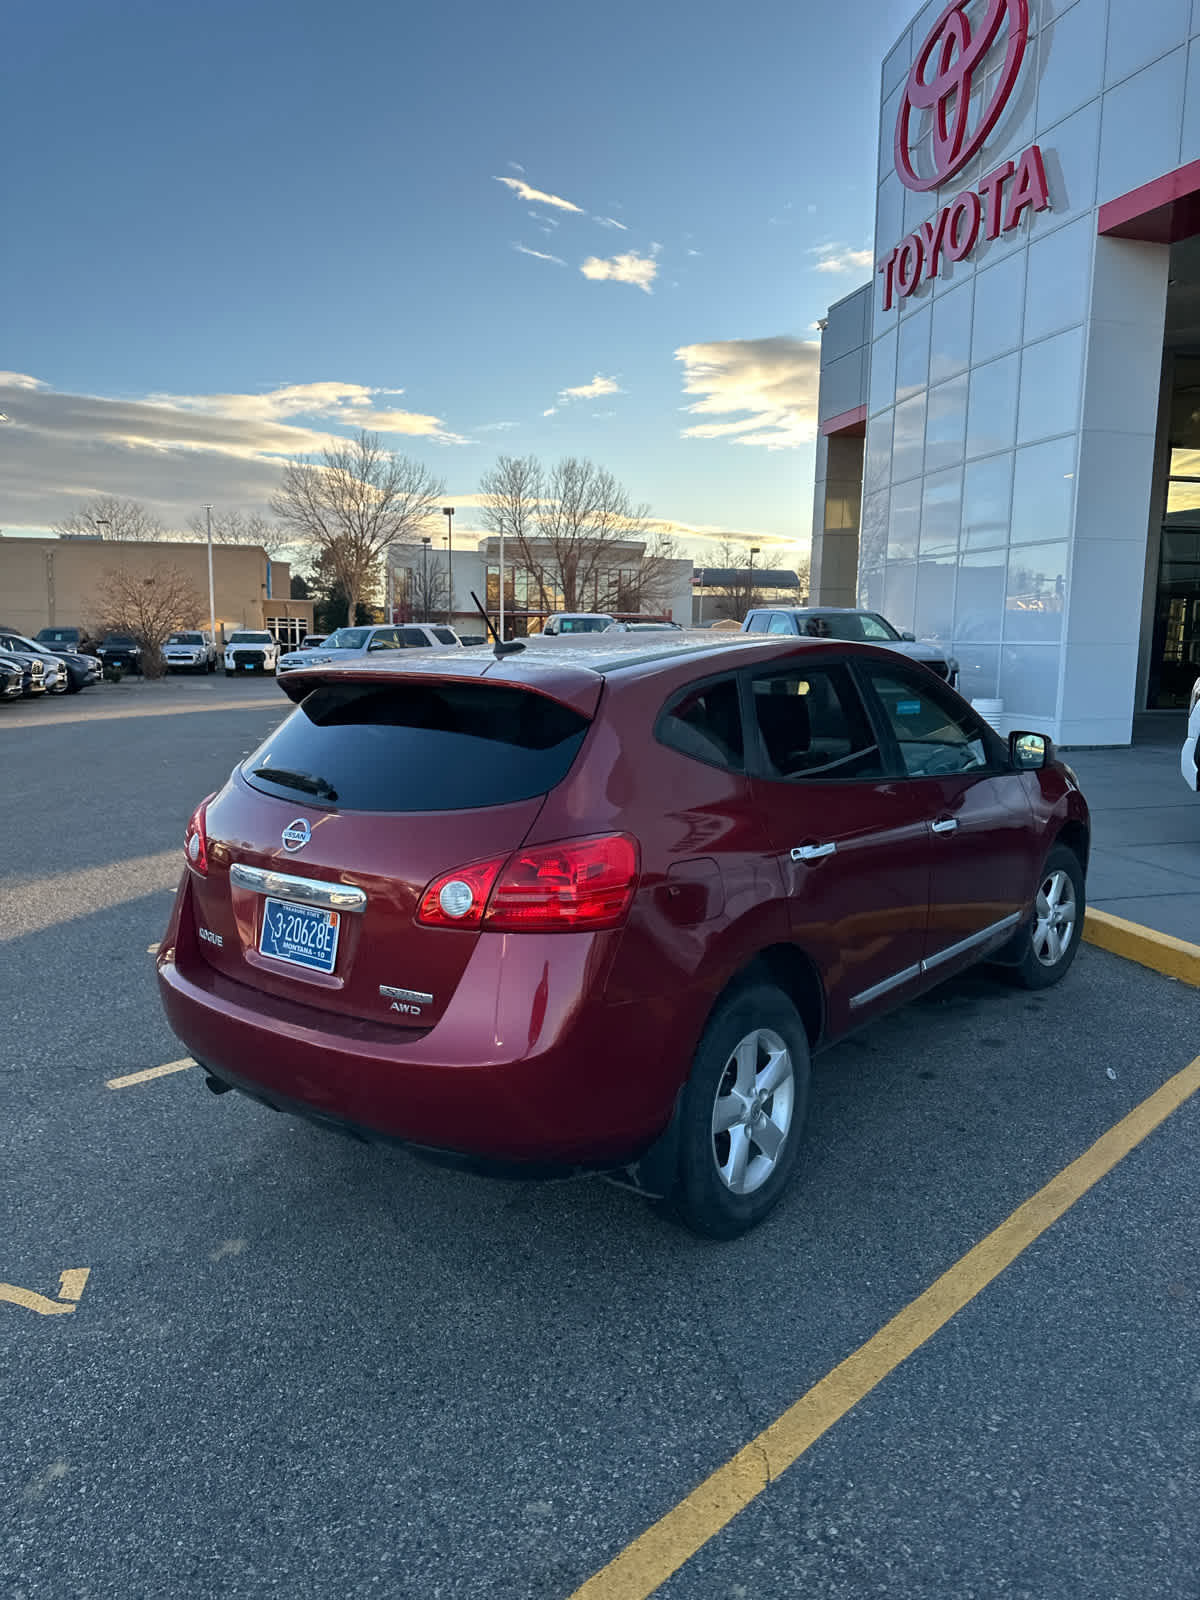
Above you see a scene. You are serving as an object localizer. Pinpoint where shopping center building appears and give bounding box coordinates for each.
[811,0,1200,744]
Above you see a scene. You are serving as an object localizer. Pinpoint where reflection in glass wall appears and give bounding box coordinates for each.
[1149,357,1200,707]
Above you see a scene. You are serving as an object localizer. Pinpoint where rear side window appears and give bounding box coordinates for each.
[400,627,432,647]
[751,665,883,781]
[767,614,794,635]
[658,677,744,771]
[243,682,590,812]
[432,628,459,645]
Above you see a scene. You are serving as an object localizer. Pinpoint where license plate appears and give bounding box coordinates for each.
[243,662,256,670]
[259,899,340,973]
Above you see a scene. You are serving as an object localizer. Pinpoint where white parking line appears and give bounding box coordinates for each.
[106,1058,195,1089]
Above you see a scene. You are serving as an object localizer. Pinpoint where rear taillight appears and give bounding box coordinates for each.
[417,834,640,933]
[416,855,506,928]
[183,795,214,876]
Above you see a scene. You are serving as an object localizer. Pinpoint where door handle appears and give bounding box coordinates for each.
[791,842,837,861]
[930,817,958,834]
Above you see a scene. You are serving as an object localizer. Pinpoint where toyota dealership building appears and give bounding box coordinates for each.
[811,0,1200,744]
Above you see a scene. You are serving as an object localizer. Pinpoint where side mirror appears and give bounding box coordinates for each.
[900,630,917,641]
[1010,730,1050,770]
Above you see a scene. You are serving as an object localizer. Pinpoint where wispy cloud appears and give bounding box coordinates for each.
[494,175,584,214]
[513,243,566,266]
[674,336,820,450]
[507,160,526,174]
[146,380,462,441]
[811,244,873,274]
[558,374,623,402]
[477,420,518,433]
[528,211,560,230]
[0,373,466,533]
[593,216,628,230]
[580,251,658,293]
[542,407,558,418]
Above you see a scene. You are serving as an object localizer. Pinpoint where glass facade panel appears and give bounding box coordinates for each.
[999,644,1060,718]
[962,455,1013,550]
[929,282,973,384]
[955,644,1000,702]
[869,329,898,417]
[920,468,962,556]
[897,306,932,400]
[954,550,1008,642]
[970,252,1027,366]
[1017,325,1084,444]
[864,410,894,496]
[887,478,922,560]
[965,355,1019,460]
[1011,436,1076,545]
[882,562,917,632]
[1006,541,1068,642]
[892,392,927,483]
[1024,218,1094,344]
[914,556,956,641]
[925,374,968,473]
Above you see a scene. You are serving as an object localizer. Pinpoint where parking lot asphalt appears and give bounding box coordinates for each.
[1,678,1197,1599]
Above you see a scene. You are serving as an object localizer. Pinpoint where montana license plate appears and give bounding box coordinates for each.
[259,899,340,973]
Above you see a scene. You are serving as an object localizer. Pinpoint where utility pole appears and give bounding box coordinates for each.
[205,504,217,643]
[442,506,454,626]
[421,537,431,621]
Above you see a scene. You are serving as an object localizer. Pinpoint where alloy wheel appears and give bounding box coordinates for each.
[710,1028,796,1196]
[1033,868,1077,967]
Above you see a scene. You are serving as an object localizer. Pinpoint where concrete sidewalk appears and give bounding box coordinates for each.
[1065,713,1200,947]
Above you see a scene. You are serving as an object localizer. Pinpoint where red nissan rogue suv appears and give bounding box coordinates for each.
[158,635,1089,1237]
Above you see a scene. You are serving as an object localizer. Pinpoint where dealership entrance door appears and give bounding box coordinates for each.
[1150,287,1200,707]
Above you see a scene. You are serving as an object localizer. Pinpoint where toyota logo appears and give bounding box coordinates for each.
[895,0,1029,193]
[282,818,311,852]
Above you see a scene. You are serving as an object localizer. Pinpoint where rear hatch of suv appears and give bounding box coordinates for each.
[185,666,601,1030]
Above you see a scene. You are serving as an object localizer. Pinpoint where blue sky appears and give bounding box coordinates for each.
[0,0,918,565]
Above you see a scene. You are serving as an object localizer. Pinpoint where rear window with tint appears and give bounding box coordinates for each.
[243,681,590,812]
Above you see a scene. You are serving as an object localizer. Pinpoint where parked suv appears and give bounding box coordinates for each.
[743,608,959,688]
[96,634,142,674]
[277,623,462,672]
[0,629,97,693]
[35,626,96,655]
[160,635,1089,1237]
[223,631,280,676]
[541,612,615,636]
[164,631,218,673]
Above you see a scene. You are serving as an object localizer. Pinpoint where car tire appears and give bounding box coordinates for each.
[1008,844,1086,990]
[66,673,83,694]
[664,981,811,1240]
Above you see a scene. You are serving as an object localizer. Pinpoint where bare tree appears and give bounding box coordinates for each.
[478,454,654,617]
[394,554,450,623]
[186,508,289,559]
[55,496,164,542]
[270,432,444,626]
[97,563,206,677]
[704,540,766,623]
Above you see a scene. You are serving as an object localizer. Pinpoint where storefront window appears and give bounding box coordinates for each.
[1149,358,1200,706]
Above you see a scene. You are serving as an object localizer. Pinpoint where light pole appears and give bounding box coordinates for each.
[442,507,454,626]
[421,537,432,622]
[748,546,760,616]
[498,527,506,641]
[696,567,705,628]
[205,504,217,644]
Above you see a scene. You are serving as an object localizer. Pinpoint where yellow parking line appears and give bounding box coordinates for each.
[1084,908,1200,988]
[105,1058,195,1090]
[570,1053,1200,1600]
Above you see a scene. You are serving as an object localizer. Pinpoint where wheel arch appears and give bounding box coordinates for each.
[719,942,827,1050]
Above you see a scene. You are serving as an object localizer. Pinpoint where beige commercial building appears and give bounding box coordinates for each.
[0,536,313,647]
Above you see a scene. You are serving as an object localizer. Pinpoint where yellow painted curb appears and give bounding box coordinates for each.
[1083,908,1200,988]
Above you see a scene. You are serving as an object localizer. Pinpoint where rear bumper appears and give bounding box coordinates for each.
[157,880,688,1165]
